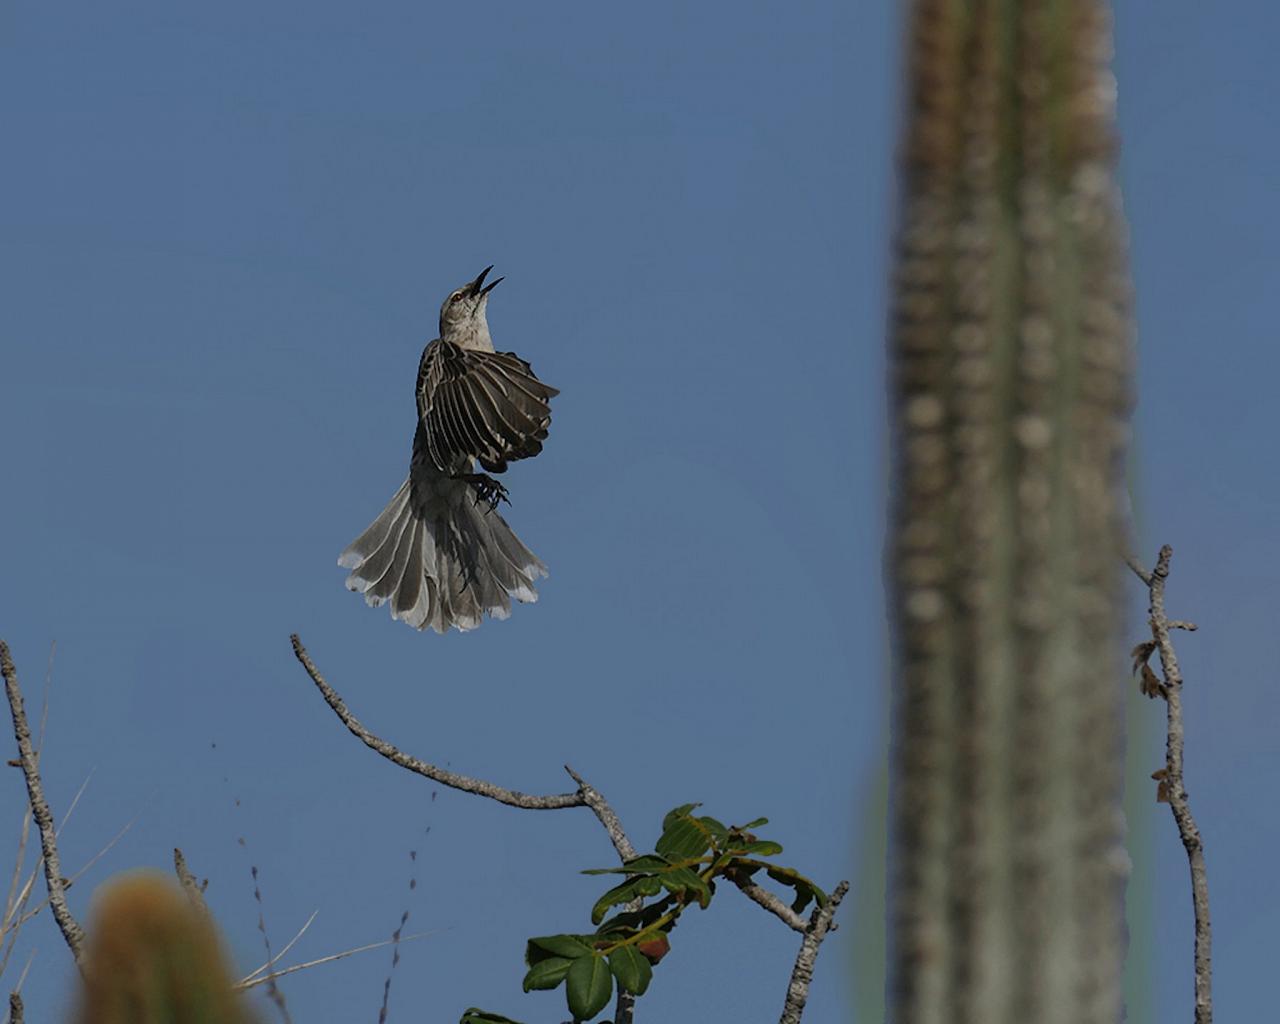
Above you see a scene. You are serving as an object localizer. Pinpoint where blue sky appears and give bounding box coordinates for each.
[0,2,1276,1022]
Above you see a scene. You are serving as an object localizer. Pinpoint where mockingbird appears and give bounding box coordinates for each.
[338,266,559,633]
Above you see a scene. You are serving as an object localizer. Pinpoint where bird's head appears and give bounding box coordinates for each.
[439,265,503,345]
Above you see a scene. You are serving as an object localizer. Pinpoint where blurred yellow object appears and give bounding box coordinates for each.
[75,872,252,1024]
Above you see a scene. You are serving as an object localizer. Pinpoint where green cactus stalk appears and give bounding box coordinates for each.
[888,3,1133,1023]
[75,873,252,1024]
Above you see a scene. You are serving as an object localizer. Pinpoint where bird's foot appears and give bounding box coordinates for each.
[461,473,510,513]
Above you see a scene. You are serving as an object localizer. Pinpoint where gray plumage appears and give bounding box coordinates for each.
[339,266,559,633]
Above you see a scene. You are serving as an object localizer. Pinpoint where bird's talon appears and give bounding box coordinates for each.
[462,473,509,512]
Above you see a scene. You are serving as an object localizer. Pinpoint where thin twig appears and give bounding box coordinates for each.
[1124,552,1152,586]
[10,954,32,999]
[563,765,637,861]
[173,848,209,916]
[2,952,34,1024]
[1129,546,1212,1024]
[0,642,83,964]
[778,880,848,1024]
[291,636,582,810]
[728,873,809,933]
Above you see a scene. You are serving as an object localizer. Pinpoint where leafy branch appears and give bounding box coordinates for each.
[468,804,832,1023]
[291,636,848,1024]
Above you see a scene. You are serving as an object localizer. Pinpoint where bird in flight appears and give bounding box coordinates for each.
[339,266,559,633]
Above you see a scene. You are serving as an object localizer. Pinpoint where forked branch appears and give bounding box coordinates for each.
[779,881,848,1024]
[1129,546,1212,1024]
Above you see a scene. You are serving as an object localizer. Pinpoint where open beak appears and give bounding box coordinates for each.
[469,265,504,298]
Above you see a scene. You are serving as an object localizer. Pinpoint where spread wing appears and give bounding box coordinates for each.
[416,339,560,473]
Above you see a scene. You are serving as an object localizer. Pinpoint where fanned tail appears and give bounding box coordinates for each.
[338,465,547,634]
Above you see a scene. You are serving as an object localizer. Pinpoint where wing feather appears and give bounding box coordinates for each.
[417,339,559,473]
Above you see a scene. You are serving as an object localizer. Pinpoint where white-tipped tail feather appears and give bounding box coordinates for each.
[339,435,547,633]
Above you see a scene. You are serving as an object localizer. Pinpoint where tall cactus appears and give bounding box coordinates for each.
[888,3,1132,1023]
[74,873,251,1024]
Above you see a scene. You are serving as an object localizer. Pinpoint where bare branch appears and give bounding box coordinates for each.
[0,641,84,964]
[7,810,140,943]
[1,770,106,976]
[728,872,809,933]
[778,880,848,1024]
[3,644,56,942]
[1134,545,1213,1024]
[291,635,582,810]
[1124,552,1153,586]
[563,765,636,861]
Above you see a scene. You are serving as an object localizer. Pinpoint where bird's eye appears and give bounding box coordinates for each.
[450,292,463,303]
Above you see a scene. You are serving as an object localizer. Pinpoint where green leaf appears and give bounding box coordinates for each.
[729,840,784,858]
[662,803,701,831]
[581,854,672,876]
[566,954,613,1021]
[655,817,713,861]
[595,897,674,938]
[526,934,595,964]
[736,816,769,830]
[660,866,712,907]
[460,1010,525,1024]
[522,956,573,992]
[591,877,644,925]
[607,945,654,996]
[764,865,828,913]
[594,915,640,938]
[636,874,663,897]
[696,815,730,843]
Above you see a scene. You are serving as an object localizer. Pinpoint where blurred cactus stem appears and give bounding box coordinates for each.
[888,3,1133,1024]
[75,873,252,1024]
